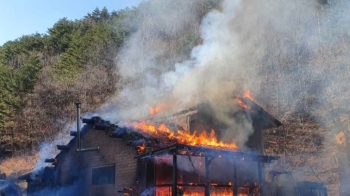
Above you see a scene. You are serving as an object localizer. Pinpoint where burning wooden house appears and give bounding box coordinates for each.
[19,98,328,196]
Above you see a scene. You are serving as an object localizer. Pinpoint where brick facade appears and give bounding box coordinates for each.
[54,127,139,196]
[21,101,283,195]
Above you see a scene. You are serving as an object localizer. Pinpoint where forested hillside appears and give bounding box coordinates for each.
[0,1,219,155]
[1,0,350,195]
[0,7,127,153]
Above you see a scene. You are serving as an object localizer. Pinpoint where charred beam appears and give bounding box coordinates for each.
[83,116,117,130]
[172,153,178,196]
[57,145,69,151]
[127,139,146,146]
[127,139,163,148]
[237,97,282,128]
[111,127,144,138]
[76,147,100,152]
[154,105,199,122]
[205,157,210,196]
[82,118,95,125]
[44,158,56,163]
[127,143,159,148]
[143,144,177,157]
[138,144,279,163]
[94,121,116,130]
[176,144,279,162]
[45,158,57,165]
[233,161,238,196]
[109,127,128,138]
[258,162,263,196]
[82,116,102,125]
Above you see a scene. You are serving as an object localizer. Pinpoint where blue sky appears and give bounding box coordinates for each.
[0,0,144,46]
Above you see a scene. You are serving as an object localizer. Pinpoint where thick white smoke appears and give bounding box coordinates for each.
[101,0,257,147]
[16,0,350,194]
[32,111,100,175]
[102,0,209,120]
[32,123,74,175]
[99,1,350,193]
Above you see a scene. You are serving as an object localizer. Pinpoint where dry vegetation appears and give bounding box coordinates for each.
[0,153,39,177]
[0,49,118,153]
[0,0,219,176]
[1,1,350,196]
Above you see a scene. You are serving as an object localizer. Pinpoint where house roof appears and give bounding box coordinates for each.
[137,143,279,163]
[152,98,282,130]
[18,166,55,181]
[237,97,282,128]
[24,97,282,177]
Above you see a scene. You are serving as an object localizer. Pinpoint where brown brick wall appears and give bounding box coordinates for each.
[55,128,139,196]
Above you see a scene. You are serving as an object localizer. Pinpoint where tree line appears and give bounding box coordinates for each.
[0,6,138,153]
[0,0,219,155]
[2,0,347,194]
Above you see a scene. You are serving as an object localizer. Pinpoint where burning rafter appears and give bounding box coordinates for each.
[237,97,282,127]
[130,121,238,151]
[109,93,283,156]
[137,143,279,163]
[236,91,254,111]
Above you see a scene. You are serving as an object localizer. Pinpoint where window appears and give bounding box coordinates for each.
[92,165,115,185]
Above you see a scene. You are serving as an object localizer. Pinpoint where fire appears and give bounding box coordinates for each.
[155,187,248,196]
[136,143,146,154]
[236,91,254,111]
[242,91,253,101]
[150,103,168,115]
[133,121,237,150]
[182,190,248,196]
[154,173,249,196]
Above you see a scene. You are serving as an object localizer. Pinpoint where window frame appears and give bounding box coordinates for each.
[91,164,116,186]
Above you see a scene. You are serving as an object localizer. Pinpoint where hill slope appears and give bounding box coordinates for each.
[1,0,350,195]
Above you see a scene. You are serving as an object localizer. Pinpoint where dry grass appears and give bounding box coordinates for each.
[0,153,39,177]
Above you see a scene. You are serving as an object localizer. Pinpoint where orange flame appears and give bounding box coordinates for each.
[136,143,146,155]
[243,91,253,101]
[236,91,254,111]
[155,176,249,196]
[182,190,247,196]
[155,187,247,196]
[133,122,237,150]
[150,103,168,115]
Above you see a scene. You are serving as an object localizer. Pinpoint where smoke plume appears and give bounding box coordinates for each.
[7,0,350,193]
[32,123,74,176]
[101,0,257,148]
[99,1,350,192]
